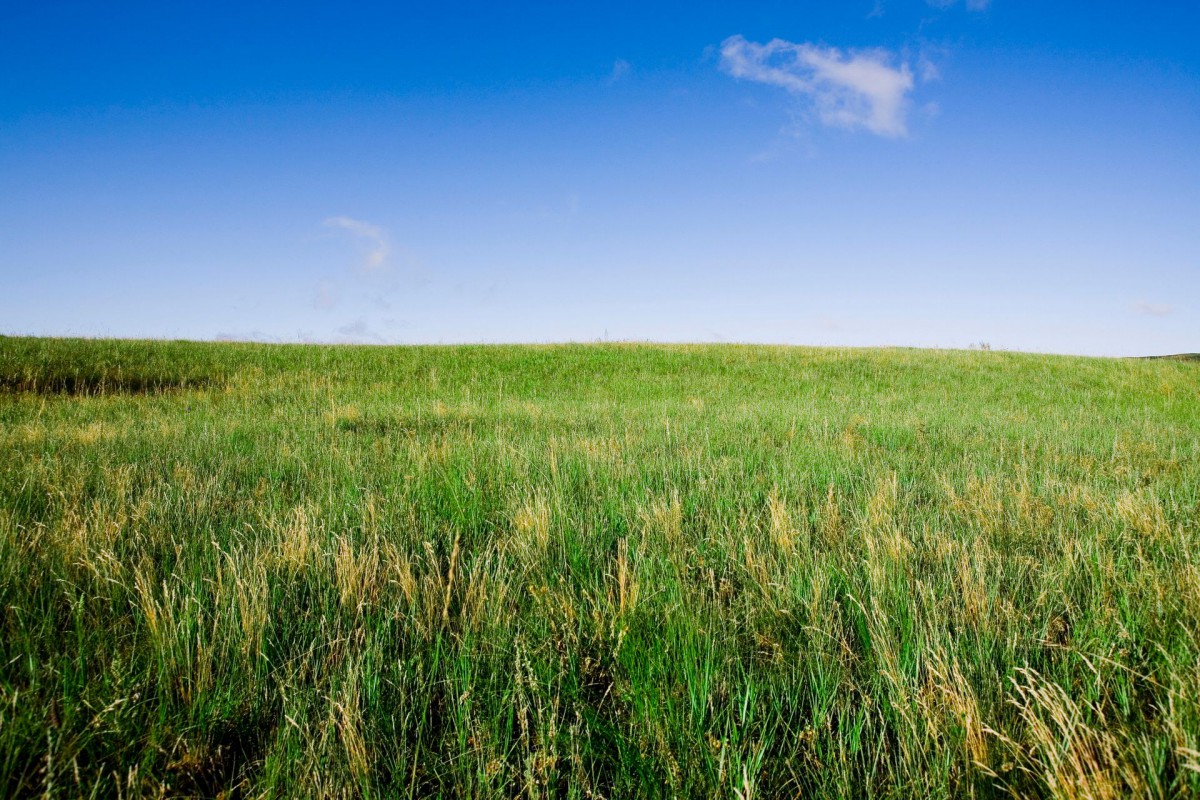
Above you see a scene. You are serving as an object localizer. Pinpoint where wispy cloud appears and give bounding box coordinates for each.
[335,318,387,344]
[870,0,990,17]
[720,35,915,137]
[1134,300,1174,317]
[928,0,991,10]
[323,215,390,271]
[313,279,339,310]
[606,58,631,85]
[214,330,280,343]
[310,215,427,339]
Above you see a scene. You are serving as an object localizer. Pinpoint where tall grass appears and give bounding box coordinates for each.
[1,336,1198,797]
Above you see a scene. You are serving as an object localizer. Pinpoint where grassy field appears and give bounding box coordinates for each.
[1,336,1198,798]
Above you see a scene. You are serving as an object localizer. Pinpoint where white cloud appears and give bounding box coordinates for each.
[720,35,915,137]
[323,215,390,271]
[1134,301,1174,317]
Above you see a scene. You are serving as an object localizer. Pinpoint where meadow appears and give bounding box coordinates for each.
[0,336,1198,798]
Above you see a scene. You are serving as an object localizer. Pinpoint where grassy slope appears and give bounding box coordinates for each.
[1,336,1198,798]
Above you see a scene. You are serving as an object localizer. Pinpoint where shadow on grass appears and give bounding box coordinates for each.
[0,371,219,396]
[1142,353,1200,362]
[0,337,227,396]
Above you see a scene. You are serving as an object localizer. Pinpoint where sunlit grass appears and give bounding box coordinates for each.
[1,336,1198,797]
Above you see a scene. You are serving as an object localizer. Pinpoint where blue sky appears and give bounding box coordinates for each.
[2,1,1197,355]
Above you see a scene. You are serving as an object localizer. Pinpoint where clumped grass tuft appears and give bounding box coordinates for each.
[1,337,1198,797]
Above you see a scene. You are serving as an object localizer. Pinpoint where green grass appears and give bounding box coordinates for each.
[1,335,1198,798]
